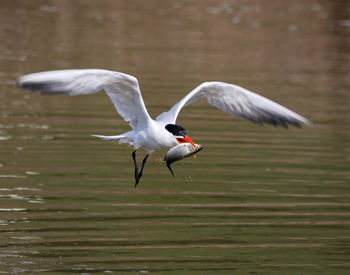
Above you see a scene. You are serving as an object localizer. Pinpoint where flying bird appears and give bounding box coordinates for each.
[17,69,311,186]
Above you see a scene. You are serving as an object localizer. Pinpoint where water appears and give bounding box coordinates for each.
[1,0,349,273]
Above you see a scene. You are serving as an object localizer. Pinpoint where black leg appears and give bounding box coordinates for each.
[132,150,138,181]
[134,154,149,187]
[132,151,150,188]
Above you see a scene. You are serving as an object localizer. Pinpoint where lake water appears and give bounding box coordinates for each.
[1,0,349,273]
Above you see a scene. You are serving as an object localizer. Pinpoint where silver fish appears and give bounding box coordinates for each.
[164,143,204,177]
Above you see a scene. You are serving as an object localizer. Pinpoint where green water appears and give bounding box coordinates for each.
[1,0,349,273]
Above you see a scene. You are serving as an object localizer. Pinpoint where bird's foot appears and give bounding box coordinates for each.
[134,176,141,187]
[134,166,146,187]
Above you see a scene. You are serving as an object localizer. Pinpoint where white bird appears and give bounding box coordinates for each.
[17,69,311,186]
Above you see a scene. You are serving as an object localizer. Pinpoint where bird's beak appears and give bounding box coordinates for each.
[176,135,198,150]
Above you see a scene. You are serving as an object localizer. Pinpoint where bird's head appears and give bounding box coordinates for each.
[165,124,197,150]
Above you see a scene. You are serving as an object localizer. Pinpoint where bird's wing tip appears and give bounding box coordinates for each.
[16,76,26,88]
[304,119,313,126]
[298,117,313,127]
[290,118,313,129]
[16,75,43,91]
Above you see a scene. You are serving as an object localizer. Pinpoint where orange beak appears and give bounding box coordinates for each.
[176,135,198,150]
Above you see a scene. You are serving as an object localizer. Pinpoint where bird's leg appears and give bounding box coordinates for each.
[134,154,149,188]
[132,150,139,182]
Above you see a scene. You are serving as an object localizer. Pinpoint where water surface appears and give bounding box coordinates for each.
[0,0,349,273]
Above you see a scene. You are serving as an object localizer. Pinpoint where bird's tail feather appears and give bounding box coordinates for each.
[91,134,126,141]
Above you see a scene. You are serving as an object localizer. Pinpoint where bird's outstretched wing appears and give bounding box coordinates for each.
[17,69,152,129]
[156,81,311,128]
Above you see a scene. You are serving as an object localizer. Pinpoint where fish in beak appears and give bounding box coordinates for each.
[164,143,203,177]
[176,135,198,150]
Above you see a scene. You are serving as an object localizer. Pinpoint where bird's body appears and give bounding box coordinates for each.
[95,120,179,154]
[17,69,311,186]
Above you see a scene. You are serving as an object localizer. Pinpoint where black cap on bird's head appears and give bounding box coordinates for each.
[165,124,187,137]
[165,124,197,150]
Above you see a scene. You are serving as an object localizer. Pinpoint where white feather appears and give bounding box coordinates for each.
[91,134,126,141]
[156,81,311,127]
[17,69,151,130]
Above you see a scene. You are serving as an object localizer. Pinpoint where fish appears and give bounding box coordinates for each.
[164,143,204,177]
